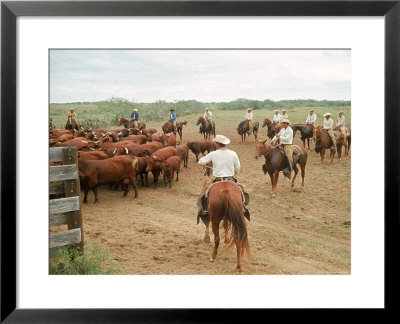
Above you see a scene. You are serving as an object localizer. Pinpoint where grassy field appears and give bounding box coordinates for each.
[50,99,351,130]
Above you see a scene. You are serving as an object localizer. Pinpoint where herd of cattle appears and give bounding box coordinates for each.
[49,115,351,203]
[49,118,218,203]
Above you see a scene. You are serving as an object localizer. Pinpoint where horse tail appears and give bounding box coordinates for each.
[220,189,250,256]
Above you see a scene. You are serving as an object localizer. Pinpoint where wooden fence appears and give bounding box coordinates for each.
[49,147,84,259]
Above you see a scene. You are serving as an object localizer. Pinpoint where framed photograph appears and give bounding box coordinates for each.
[2,0,399,321]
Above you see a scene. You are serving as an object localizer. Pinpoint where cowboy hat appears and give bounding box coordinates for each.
[70,108,74,111]
[212,134,230,145]
[274,110,279,113]
[324,112,331,117]
[247,108,252,111]
[282,109,286,112]
[309,109,315,112]
[133,109,137,112]
[205,107,209,110]
[281,118,290,124]
[338,111,343,114]
[170,108,175,111]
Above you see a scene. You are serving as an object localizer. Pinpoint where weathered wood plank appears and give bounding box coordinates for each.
[49,228,81,249]
[50,146,77,163]
[50,165,78,182]
[49,213,69,227]
[49,196,80,215]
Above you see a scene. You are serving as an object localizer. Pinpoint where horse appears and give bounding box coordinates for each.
[261,118,278,139]
[291,124,315,151]
[313,126,340,163]
[237,120,259,142]
[201,181,250,271]
[65,117,80,131]
[196,116,215,140]
[117,117,146,130]
[162,120,187,140]
[254,138,308,197]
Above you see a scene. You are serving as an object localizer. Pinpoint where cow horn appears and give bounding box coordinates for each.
[81,140,88,143]
[152,156,157,159]
[113,148,117,155]
[125,147,128,154]
[95,140,100,144]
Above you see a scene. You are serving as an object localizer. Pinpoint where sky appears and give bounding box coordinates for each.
[50,49,351,103]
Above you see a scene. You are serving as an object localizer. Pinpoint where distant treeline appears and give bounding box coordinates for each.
[50,97,350,129]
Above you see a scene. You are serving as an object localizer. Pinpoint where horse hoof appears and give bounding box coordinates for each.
[271,194,276,198]
[236,266,242,272]
[203,235,210,243]
[210,257,215,262]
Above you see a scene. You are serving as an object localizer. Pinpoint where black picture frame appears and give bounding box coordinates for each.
[1,0,399,322]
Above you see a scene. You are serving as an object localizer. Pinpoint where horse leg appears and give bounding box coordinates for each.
[331,149,335,163]
[224,223,230,244]
[203,220,210,243]
[291,164,299,188]
[321,150,325,164]
[210,221,220,262]
[268,171,274,194]
[272,171,279,197]
[307,138,310,151]
[235,241,243,271]
[301,164,306,187]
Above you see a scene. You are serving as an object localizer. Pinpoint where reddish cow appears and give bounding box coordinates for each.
[160,156,181,188]
[113,142,164,157]
[177,145,189,168]
[186,140,216,162]
[141,128,158,138]
[145,147,178,185]
[131,156,150,187]
[59,133,74,142]
[78,155,138,203]
[161,133,177,147]
[77,151,108,160]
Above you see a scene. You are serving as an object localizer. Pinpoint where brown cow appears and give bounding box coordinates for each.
[161,133,177,147]
[141,128,158,138]
[113,142,164,157]
[186,140,216,162]
[177,145,189,168]
[77,151,108,160]
[145,147,178,185]
[78,155,138,203]
[149,132,164,143]
[131,156,150,187]
[160,156,181,188]
[54,138,100,151]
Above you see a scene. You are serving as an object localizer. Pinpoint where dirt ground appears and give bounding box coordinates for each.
[75,122,351,275]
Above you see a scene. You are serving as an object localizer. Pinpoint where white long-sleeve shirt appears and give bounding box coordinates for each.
[336,115,345,127]
[272,126,293,145]
[204,111,212,120]
[273,113,281,123]
[198,148,240,177]
[245,112,253,120]
[306,113,317,124]
[280,113,288,122]
[323,118,334,131]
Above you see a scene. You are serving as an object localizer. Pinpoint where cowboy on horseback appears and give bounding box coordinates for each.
[273,110,281,124]
[67,108,80,129]
[130,108,139,129]
[197,134,250,221]
[271,118,293,179]
[280,109,288,122]
[323,112,337,149]
[204,107,213,122]
[335,111,349,136]
[306,108,317,126]
[169,108,177,133]
[244,108,254,133]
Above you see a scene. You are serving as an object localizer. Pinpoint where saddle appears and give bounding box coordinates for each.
[205,177,249,206]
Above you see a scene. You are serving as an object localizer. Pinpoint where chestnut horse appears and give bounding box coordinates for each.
[162,120,187,140]
[237,120,259,142]
[202,181,250,271]
[261,118,279,139]
[291,124,314,150]
[254,139,308,197]
[196,116,215,139]
[118,117,146,130]
[313,126,343,163]
[65,117,80,131]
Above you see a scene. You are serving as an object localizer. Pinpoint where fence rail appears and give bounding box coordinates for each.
[49,147,83,260]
